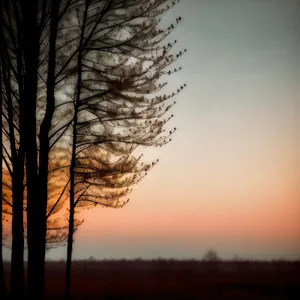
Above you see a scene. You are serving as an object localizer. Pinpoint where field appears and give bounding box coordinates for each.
[4,260,300,299]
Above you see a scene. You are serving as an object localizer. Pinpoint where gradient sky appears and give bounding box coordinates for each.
[4,0,300,261]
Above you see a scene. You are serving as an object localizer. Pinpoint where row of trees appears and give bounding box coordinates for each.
[0,0,186,299]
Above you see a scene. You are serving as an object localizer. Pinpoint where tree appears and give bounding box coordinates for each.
[0,22,7,298]
[0,1,26,297]
[0,0,186,299]
[0,2,72,298]
[203,250,220,262]
[0,1,80,298]
[0,1,89,297]
[51,1,186,298]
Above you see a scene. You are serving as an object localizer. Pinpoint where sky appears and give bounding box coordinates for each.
[4,0,300,261]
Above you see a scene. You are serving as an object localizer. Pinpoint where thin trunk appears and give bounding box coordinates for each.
[0,45,7,300]
[0,192,5,300]
[36,0,60,297]
[1,44,25,299]
[0,153,6,300]
[10,1,26,296]
[23,0,41,299]
[10,156,24,300]
[65,199,74,299]
[66,3,89,298]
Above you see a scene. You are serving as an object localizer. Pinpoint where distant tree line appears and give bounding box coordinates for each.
[0,0,186,299]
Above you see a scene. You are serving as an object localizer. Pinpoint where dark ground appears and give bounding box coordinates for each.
[4,260,300,299]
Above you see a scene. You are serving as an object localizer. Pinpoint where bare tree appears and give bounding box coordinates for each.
[52,1,187,298]
[203,250,220,262]
[0,1,27,297]
[0,1,186,299]
[0,1,84,297]
[0,25,7,298]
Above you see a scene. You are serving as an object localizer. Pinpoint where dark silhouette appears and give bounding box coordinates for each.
[0,1,58,298]
[0,1,186,299]
[0,1,26,297]
[203,250,220,262]
[59,1,186,298]
[0,23,7,298]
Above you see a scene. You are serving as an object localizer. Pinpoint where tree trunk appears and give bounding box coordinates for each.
[65,202,74,300]
[0,200,6,300]
[10,159,24,300]
[0,23,25,298]
[0,46,7,300]
[22,1,42,299]
[66,3,89,297]
[36,0,60,297]
[4,72,25,300]
[0,160,6,300]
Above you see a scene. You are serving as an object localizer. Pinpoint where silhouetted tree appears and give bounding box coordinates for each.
[203,250,220,262]
[0,1,186,299]
[0,1,87,297]
[56,1,186,298]
[0,1,26,297]
[0,1,82,298]
[0,28,7,298]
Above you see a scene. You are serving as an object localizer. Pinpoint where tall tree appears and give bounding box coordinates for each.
[0,23,7,298]
[27,0,60,297]
[53,1,187,297]
[1,1,186,299]
[0,1,68,298]
[0,0,27,296]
